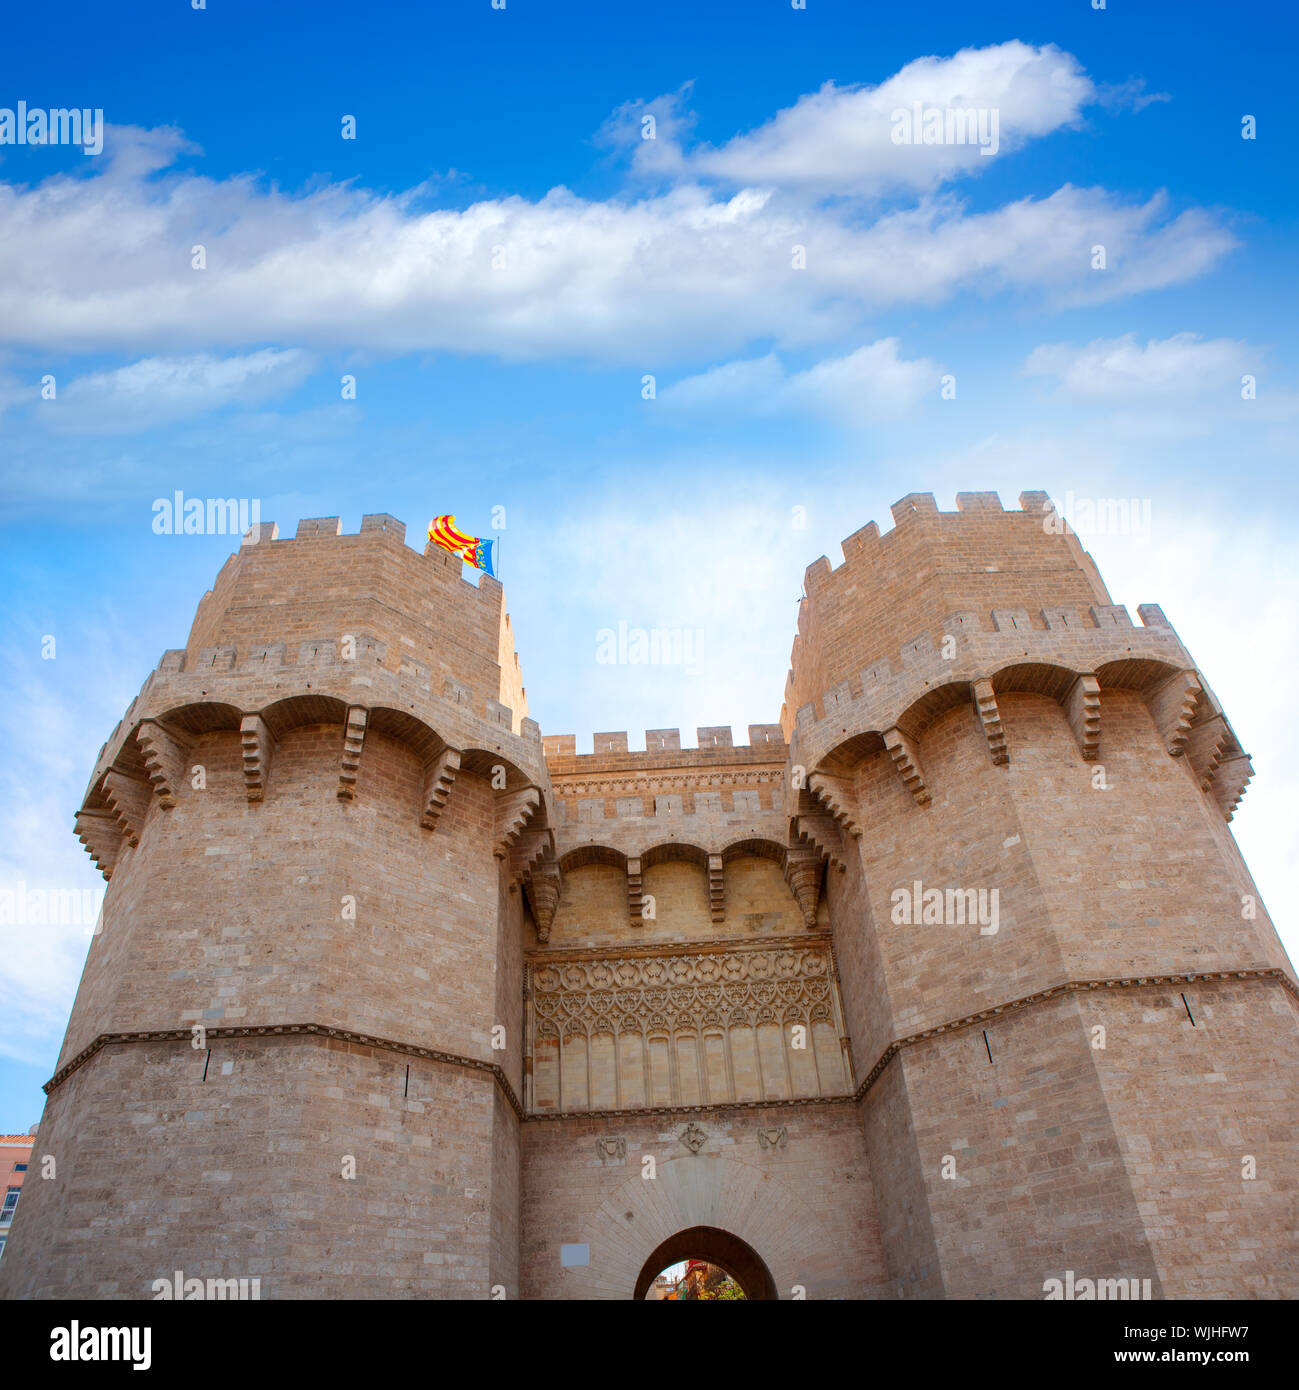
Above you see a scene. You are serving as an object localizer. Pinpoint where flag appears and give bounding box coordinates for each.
[427,515,496,576]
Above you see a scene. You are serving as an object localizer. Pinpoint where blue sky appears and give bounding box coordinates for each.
[1,0,1297,1129]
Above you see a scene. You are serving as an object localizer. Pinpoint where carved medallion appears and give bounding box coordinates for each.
[758,1126,787,1150]
[679,1122,708,1154]
[595,1137,626,1161]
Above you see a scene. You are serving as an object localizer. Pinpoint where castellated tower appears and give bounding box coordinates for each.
[1,514,549,1299]
[2,493,1296,1301]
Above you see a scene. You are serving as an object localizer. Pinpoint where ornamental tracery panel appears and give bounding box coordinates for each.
[524,936,853,1113]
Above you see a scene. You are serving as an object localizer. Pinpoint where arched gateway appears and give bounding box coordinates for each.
[635,1227,776,1300]
[533,1149,856,1300]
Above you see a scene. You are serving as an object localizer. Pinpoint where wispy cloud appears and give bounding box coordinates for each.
[661,340,942,424]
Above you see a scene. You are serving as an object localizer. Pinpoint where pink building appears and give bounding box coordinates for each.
[0,1131,36,1263]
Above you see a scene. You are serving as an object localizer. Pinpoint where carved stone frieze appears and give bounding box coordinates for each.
[529,942,836,1039]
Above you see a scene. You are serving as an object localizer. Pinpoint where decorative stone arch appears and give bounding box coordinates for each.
[146,698,246,737]
[893,679,975,742]
[719,836,786,867]
[1092,655,1184,694]
[640,841,710,870]
[634,1226,777,1300]
[366,705,450,763]
[558,845,628,874]
[559,1151,844,1300]
[988,660,1081,703]
[258,692,352,738]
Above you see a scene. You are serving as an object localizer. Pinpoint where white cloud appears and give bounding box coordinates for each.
[685,42,1095,195]
[0,124,1235,365]
[1024,332,1253,402]
[662,339,941,424]
[49,348,315,433]
[595,82,696,179]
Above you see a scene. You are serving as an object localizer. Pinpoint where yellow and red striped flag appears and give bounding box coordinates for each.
[427,515,496,576]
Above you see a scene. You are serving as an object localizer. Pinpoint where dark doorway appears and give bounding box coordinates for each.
[634,1226,778,1300]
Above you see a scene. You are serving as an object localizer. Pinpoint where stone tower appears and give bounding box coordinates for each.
[2,493,1295,1300]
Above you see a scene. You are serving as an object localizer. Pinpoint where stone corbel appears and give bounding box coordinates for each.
[101,770,151,845]
[240,714,274,803]
[784,848,823,929]
[1185,717,1230,790]
[337,706,368,799]
[883,727,930,806]
[495,787,541,858]
[627,857,644,925]
[807,770,862,837]
[75,809,122,880]
[1065,675,1101,764]
[790,806,847,874]
[525,864,562,944]
[1148,670,1201,758]
[1212,753,1253,821]
[707,854,725,922]
[509,827,550,890]
[419,747,461,829]
[971,678,1009,767]
[136,720,189,809]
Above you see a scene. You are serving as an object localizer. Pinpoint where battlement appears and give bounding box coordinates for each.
[184,512,525,731]
[786,490,1116,728]
[543,725,785,764]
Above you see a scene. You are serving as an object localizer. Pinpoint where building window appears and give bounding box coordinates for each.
[0,1235,7,1260]
[1,1188,18,1222]
[12,1163,27,1172]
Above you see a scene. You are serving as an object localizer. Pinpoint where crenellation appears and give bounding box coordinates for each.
[953,490,1004,513]
[840,519,880,559]
[821,681,855,715]
[359,512,406,543]
[296,516,342,538]
[991,608,1032,633]
[196,645,237,671]
[242,520,279,546]
[889,491,939,524]
[1091,602,1133,628]
[1041,606,1082,630]
[485,698,514,729]
[247,641,286,668]
[298,638,337,667]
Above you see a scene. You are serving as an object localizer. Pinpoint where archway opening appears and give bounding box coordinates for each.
[634,1226,777,1301]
